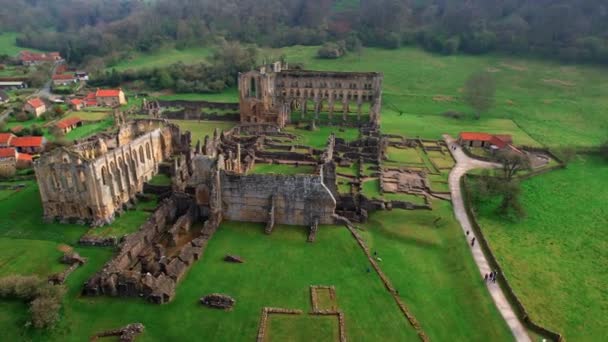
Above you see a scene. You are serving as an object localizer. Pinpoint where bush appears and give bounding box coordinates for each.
[0,275,65,329]
[317,42,346,59]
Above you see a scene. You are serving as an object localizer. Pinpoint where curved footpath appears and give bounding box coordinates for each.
[443,135,531,342]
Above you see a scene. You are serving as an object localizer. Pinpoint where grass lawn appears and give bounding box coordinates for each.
[108,46,214,72]
[84,200,156,239]
[386,147,423,164]
[0,222,421,341]
[0,32,43,56]
[361,178,381,199]
[157,88,239,103]
[336,163,358,177]
[360,201,513,341]
[65,110,111,121]
[168,120,236,144]
[147,173,172,186]
[427,150,455,169]
[0,238,66,277]
[250,163,315,175]
[266,314,338,342]
[283,125,359,149]
[64,119,114,141]
[473,155,608,340]
[382,193,427,205]
[270,45,607,148]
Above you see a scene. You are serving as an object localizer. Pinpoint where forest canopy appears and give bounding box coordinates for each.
[1,0,608,65]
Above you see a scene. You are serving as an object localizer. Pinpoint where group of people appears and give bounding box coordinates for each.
[484,270,499,284]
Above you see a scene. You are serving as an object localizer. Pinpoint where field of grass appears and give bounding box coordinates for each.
[473,155,608,340]
[270,45,608,148]
[0,218,423,341]
[0,32,43,56]
[147,173,172,186]
[251,163,315,175]
[359,201,513,341]
[108,47,213,72]
[386,147,423,164]
[283,125,359,149]
[157,88,239,103]
[168,120,236,144]
[64,119,114,141]
[266,315,338,342]
[65,110,111,121]
[0,238,66,277]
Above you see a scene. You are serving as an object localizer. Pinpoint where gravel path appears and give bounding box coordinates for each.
[444,134,531,342]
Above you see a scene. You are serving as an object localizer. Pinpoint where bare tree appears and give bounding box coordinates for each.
[496,150,530,181]
[463,71,496,119]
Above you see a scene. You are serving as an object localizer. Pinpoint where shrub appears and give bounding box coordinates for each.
[317,42,346,59]
[0,275,65,329]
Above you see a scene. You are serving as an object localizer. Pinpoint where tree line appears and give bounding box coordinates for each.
[1,0,608,65]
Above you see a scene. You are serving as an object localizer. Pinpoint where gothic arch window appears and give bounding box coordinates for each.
[101,166,108,185]
[139,146,145,163]
[146,143,151,160]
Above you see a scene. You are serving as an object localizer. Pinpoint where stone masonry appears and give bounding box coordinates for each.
[239,61,383,128]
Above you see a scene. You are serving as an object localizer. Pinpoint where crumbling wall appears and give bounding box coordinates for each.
[83,193,219,304]
[220,172,336,226]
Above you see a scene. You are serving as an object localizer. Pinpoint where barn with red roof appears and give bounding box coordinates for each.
[95,88,126,107]
[24,97,46,117]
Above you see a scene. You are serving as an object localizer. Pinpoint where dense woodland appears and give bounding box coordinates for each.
[1,0,608,66]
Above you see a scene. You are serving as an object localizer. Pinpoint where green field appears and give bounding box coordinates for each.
[250,163,315,175]
[65,110,111,121]
[271,45,607,148]
[283,125,360,149]
[0,32,43,56]
[156,88,239,103]
[473,155,608,340]
[147,173,172,186]
[360,201,513,341]
[108,47,213,72]
[168,120,236,144]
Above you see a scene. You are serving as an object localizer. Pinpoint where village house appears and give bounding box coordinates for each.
[0,147,33,174]
[55,117,83,134]
[69,98,84,110]
[0,133,15,147]
[52,74,78,86]
[458,132,513,149]
[24,98,46,117]
[95,88,127,107]
[10,136,46,154]
[75,71,89,81]
[20,51,62,66]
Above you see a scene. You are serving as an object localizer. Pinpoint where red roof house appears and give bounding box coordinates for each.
[458,132,512,149]
[0,147,16,159]
[0,133,15,147]
[10,136,46,154]
[95,88,127,106]
[52,74,77,85]
[20,51,62,65]
[24,97,47,117]
[69,98,84,110]
[56,117,82,133]
[85,92,98,106]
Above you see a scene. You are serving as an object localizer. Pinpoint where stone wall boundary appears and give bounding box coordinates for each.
[460,177,564,342]
[256,307,304,342]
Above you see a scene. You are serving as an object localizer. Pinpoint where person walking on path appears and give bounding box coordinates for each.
[484,273,488,282]
[471,237,476,246]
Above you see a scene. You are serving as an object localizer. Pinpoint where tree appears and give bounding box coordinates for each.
[463,71,496,119]
[496,150,531,181]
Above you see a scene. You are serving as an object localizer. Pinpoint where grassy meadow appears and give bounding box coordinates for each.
[360,201,513,341]
[473,155,608,340]
[0,32,43,56]
[108,46,213,72]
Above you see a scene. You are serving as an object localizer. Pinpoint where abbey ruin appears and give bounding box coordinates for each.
[33,119,191,226]
[238,62,383,127]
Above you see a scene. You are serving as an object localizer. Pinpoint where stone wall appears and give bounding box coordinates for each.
[239,62,383,128]
[34,119,191,226]
[220,172,336,226]
[83,193,221,304]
